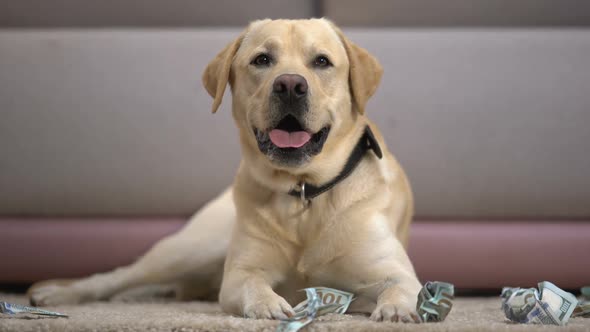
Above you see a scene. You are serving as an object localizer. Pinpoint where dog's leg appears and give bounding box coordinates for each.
[366,256,422,323]
[29,188,235,306]
[218,221,296,320]
[351,219,422,323]
[363,181,422,322]
[332,242,422,323]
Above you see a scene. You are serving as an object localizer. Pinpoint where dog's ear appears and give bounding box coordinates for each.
[331,23,383,114]
[202,33,244,113]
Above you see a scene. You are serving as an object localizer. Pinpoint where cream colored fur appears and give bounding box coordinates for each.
[29,18,422,323]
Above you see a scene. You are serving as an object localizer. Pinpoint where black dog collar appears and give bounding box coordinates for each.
[288,126,383,202]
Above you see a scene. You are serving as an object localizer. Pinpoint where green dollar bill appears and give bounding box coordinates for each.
[0,301,68,318]
[416,281,455,322]
[573,301,590,318]
[276,316,314,332]
[502,281,578,326]
[276,287,354,332]
[501,288,539,322]
[292,287,354,315]
[501,287,519,299]
[524,301,559,325]
[539,281,578,325]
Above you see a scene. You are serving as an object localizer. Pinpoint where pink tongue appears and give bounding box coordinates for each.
[269,129,312,148]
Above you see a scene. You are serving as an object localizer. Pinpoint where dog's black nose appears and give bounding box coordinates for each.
[273,74,308,104]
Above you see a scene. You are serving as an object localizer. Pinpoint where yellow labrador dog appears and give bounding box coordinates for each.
[29,18,422,323]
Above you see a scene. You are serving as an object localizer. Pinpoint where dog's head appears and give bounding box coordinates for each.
[203,18,382,170]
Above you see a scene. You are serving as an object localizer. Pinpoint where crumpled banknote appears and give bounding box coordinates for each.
[501,281,578,325]
[276,282,455,331]
[416,281,455,322]
[573,286,590,318]
[0,301,68,318]
[276,287,354,332]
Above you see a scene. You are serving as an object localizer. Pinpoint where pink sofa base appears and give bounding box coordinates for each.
[2,218,589,289]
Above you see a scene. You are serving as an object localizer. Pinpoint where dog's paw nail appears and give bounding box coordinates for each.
[371,303,421,323]
[244,296,294,320]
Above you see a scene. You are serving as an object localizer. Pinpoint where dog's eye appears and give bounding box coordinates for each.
[251,53,272,67]
[313,55,332,68]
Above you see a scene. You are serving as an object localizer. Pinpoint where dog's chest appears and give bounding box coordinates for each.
[273,193,372,287]
[273,195,328,237]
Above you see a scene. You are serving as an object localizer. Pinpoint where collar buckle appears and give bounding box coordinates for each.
[296,182,310,206]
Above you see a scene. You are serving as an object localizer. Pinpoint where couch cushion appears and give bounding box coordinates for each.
[357,29,590,217]
[0,29,240,216]
[0,28,589,217]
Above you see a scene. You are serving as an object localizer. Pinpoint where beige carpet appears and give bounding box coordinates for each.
[1,293,589,332]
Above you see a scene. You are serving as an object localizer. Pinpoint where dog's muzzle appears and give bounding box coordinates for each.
[252,74,330,166]
[254,114,330,166]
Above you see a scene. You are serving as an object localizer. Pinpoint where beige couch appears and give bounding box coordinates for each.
[1,0,589,290]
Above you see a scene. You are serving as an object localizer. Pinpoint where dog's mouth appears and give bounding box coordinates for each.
[254,115,330,164]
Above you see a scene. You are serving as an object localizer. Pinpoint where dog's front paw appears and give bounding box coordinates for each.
[243,294,294,320]
[370,302,421,323]
[29,282,86,306]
